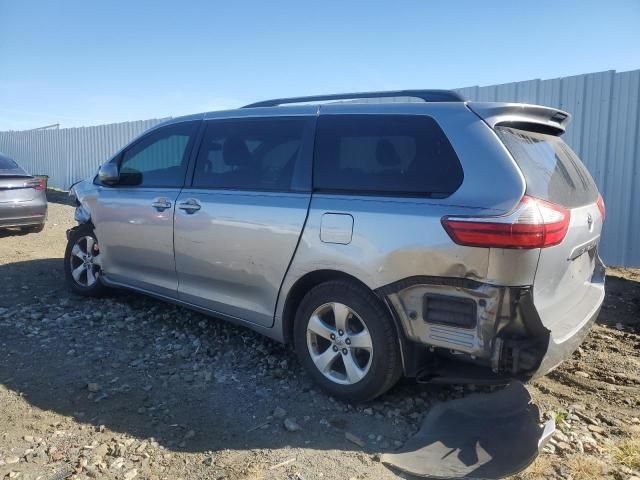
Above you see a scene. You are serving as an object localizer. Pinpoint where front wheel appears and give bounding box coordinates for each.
[294,280,402,402]
[64,225,108,296]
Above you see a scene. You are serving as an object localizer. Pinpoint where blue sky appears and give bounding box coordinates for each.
[1,0,638,130]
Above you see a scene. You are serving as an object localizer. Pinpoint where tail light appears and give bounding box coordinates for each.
[26,178,46,191]
[441,195,570,249]
[596,193,605,221]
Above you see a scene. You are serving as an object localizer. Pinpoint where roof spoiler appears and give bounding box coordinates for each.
[467,102,571,135]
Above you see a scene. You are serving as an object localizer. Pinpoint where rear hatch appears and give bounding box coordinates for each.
[0,156,37,202]
[495,126,604,339]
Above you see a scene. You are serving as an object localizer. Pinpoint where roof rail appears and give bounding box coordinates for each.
[242,89,465,108]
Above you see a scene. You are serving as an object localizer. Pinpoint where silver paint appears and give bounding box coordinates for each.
[173,189,311,327]
[68,97,605,382]
[320,213,353,245]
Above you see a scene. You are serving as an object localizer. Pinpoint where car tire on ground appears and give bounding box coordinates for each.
[294,279,403,402]
[64,224,108,297]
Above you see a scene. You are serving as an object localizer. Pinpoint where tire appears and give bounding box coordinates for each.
[64,224,108,297]
[294,280,403,402]
[21,223,45,233]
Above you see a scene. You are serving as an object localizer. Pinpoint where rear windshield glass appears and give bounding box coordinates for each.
[313,114,463,197]
[496,126,598,208]
[0,156,18,170]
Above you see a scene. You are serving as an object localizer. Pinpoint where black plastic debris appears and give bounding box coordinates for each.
[381,382,554,479]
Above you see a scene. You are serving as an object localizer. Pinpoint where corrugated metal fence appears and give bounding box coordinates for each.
[0,69,638,266]
[0,118,167,189]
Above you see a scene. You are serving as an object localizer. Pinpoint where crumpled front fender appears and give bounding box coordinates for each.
[74,203,91,224]
[68,177,97,225]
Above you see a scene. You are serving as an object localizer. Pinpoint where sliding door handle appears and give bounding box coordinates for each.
[151,198,172,211]
[178,199,201,213]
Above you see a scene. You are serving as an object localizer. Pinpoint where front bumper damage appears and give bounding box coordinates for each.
[378,262,605,383]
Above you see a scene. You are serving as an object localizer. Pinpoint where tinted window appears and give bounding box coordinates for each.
[193,118,308,191]
[118,122,197,187]
[0,155,18,170]
[313,115,463,197]
[496,126,598,208]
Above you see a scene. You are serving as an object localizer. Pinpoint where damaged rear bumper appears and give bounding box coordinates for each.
[532,255,605,377]
[378,260,605,382]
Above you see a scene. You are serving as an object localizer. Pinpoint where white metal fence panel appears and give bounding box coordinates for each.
[0,118,166,190]
[0,70,638,266]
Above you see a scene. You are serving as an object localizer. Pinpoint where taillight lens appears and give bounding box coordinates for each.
[441,195,570,249]
[26,178,46,191]
[596,193,605,221]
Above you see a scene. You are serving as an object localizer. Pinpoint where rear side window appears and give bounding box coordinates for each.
[313,114,463,197]
[192,117,308,191]
[496,126,598,208]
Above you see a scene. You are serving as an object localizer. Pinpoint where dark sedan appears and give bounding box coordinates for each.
[0,153,47,232]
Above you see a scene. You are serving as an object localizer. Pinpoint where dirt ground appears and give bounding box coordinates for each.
[0,194,638,480]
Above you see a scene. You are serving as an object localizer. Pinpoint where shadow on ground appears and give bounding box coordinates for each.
[46,188,73,206]
[3,258,629,477]
[0,258,443,460]
[0,227,33,239]
[598,272,640,332]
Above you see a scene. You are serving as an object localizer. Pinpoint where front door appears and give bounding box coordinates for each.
[93,121,200,297]
[174,116,314,326]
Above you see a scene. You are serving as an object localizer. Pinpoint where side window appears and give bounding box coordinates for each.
[118,122,198,187]
[313,114,463,197]
[192,117,308,191]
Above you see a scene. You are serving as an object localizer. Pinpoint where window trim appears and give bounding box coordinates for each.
[311,188,454,199]
[311,113,464,199]
[98,121,201,189]
[185,115,316,193]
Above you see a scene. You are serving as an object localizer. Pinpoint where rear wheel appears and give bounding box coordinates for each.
[64,225,107,296]
[294,280,402,402]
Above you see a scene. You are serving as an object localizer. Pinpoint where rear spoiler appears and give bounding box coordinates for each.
[467,102,571,135]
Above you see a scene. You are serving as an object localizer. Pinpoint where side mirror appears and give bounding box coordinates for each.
[98,163,120,185]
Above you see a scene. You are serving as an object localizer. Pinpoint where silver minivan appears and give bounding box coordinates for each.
[66,90,606,401]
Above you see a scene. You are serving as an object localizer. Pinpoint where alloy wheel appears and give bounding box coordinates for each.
[306,302,373,385]
[68,235,102,287]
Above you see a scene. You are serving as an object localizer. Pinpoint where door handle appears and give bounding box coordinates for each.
[151,198,172,211]
[178,199,201,213]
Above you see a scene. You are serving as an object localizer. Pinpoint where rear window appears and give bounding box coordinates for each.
[313,114,463,197]
[496,126,598,208]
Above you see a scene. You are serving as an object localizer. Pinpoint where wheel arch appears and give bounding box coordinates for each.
[280,269,415,374]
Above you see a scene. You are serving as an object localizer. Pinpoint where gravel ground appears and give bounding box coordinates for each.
[0,194,638,480]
